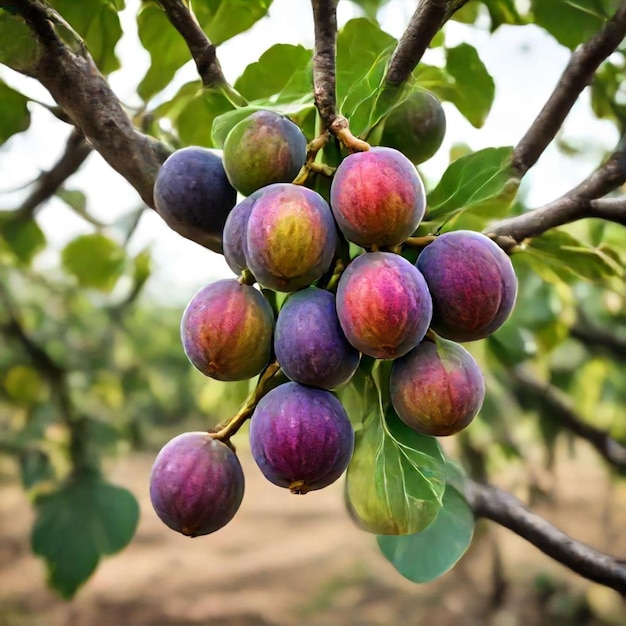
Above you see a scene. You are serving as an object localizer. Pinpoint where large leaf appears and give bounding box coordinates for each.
[345,403,446,536]
[194,0,273,46]
[31,476,139,599]
[336,18,397,114]
[426,146,518,226]
[520,228,623,284]
[444,44,495,128]
[234,43,312,102]
[0,10,41,71]
[175,87,235,147]
[0,79,30,144]
[480,0,525,30]
[50,0,123,74]
[377,468,474,583]
[137,3,191,102]
[61,233,126,291]
[531,0,616,50]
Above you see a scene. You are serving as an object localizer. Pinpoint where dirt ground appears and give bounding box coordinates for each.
[1,441,625,626]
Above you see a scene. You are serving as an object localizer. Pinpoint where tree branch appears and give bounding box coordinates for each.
[511,1,626,177]
[9,128,92,220]
[488,136,626,243]
[384,0,470,87]
[156,0,245,104]
[465,479,626,595]
[509,367,626,472]
[310,0,369,150]
[571,314,626,362]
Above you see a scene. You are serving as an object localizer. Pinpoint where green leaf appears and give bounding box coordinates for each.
[0,10,41,71]
[336,18,397,114]
[480,0,525,30]
[234,44,312,102]
[137,3,191,102]
[19,448,55,490]
[4,365,45,405]
[50,0,123,74]
[377,479,474,583]
[531,0,614,50]
[194,0,273,46]
[0,79,30,144]
[31,476,139,599]
[61,233,126,291]
[175,87,235,148]
[426,147,518,226]
[487,322,537,367]
[521,228,623,284]
[345,404,446,536]
[445,44,495,128]
[0,217,46,265]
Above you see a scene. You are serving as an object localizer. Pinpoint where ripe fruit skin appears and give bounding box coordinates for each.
[245,183,339,292]
[329,146,426,248]
[274,287,360,389]
[416,230,518,342]
[153,146,237,253]
[223,110,307,196]
[222,191,263,276]
[390,337,485,436]
[149,432,244,537]
[249,382,354,494]
[181,279,274,381]
[336,252,433,360]
[381,89,446,164]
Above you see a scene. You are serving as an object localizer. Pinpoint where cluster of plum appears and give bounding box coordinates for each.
[148,105,517,538]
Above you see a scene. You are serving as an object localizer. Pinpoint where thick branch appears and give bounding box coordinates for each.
[571,315,626,362]
[10,128,92,220]
[384,0,469,87]
[488,137,626,243]
[465,479,626,595]
[510,367,626,472]
[512,1,626,176]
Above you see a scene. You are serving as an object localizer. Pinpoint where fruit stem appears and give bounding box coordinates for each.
[209,361,282,442]
[404,235,437,248]
[293,131,336,185]
[330,117,370,153]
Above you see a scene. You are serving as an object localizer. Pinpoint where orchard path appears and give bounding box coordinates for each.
[1,441,625,625]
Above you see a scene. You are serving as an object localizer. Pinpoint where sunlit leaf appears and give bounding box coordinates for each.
[0,217,46,266]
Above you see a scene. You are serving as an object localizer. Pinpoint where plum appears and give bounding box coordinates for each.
[223,110,307,196]
[336,252,432,359]
[329,146,426,248]
[416,230,518,342]
[274,287,360,389]
[390,336,485,436]
[181,279,274,381]
[249,382,354,494]
[381,89,446,164]
[153,146,237,253]
[245,183,339,292]
[149,431,244,537]
[222,190,263,276]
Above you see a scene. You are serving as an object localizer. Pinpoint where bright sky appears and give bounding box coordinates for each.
[0,0,618,304]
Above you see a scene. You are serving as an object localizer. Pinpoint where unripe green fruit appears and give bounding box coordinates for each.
[381,89,446,164]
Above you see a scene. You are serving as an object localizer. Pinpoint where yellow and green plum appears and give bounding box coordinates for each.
[222,190,263,276]
[154,146,237,253]
[245,183,339,292]
[416,230,518,342]
[336,251,432,359]
[390,336,485,436]
[381,89,446,164]
[329,146,426,248]
[180,279,274,381]
[274,287,360,389]
[249,382,354,494]
[223,110,307,196]
[149,432,244,537]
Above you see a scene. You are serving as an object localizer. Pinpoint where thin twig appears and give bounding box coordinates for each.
[465,479,626,595]
[510,367,626,472]
[384,0,470,87]
[512,1,626,176]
